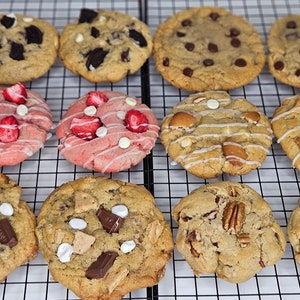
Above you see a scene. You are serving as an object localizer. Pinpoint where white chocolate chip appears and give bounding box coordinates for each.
[180,138,191,148]
[125,97,137,106]
[117,111,126,120]
[23,17,33,22]
[120,240,136,253]
[57,243,73,263]
[0,203,14,216]
[98,15,107,24]
[84,105,97,116]
[75,33,84,43]
[96,126,107,138]
[69,218,87,230]
[118,137,131,149]
[207,99,219,109]
[112,205,128,218]
[16,104,28,116]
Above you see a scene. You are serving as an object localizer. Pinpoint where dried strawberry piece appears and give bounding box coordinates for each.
[86,91,108,107]
[70,116,101,140]
[125,109,149,133]
[0,116,19,143]
[3,82,27,104]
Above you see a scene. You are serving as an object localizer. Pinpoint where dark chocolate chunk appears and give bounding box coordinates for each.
[121,48,130,62]
[86,47,109,70]
[231,38,241,48]
[176,31,186,37]
[1,15,15,29]
[287,20,297,29]
[183,67,193,77]
[209,12,220,21]
[295,69,300,76]
[185,42,195,51]
[85,251,118,279]
[9,42,24,61]
[181,19,192,27]
[163,57,170,67]
[96,207,124,233]
[0,219,18,248]
[274,61,284,71]
[79,8,98,24]
[203,58,214,66]
[208,42,218,53]
[234,58,247,67]
[25,25,43,44]
[128,29,147,47]
[91,26,100,38]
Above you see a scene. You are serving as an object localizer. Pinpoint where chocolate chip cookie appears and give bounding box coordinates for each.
[0,173,38,282]
[153,6,266,92]
[59,8,153,83]
[160,91,273,178]
[0,13,59,84]
[172,181,286,283]
[36,176,174,300]
[267,14,300,88]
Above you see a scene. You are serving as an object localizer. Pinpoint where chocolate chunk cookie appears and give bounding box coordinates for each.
[0,173,38,282]
[153,6,266,92]
[36,176,174,300]
[59,8,153,83]
[268,14,300,88]
[160,91,273,178]
[172,181,286,283]
[0,13,59,84]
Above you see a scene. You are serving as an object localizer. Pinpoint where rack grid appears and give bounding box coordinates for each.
[1,0,300,299]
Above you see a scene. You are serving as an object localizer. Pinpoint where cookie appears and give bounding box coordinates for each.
[287,199,300,264]
[0,173,38,282]
[172,181,286,283]
[0,13,59,85]
[0,82,53,166]
[59,8,153,83]
[56,90,159,173]
[160,91,272,178]
[267,14,300,88]
[36,176,174,300]
[153,6,265,92]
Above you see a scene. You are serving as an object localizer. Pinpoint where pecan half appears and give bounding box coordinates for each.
[227,185,237,197]
[222,202,245,234]
[238,232,250,247]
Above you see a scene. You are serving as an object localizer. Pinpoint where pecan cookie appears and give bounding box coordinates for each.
[153,6,265,92]
[0,173,38,282]
[160,91,272,178]
[36,176,174,300]
[0,13,59,84]
[59,8,153,83]
[267,14,300,88]
[172,181,286,283]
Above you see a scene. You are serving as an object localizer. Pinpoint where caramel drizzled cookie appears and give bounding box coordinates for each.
[0,173,38,282]
[0,13,59,84]
[36,176,174,300]
[59,8,153,83]
[172,181,286,283]
[160,91,272,178]
[268,14,300,88]
[153,6,265,92]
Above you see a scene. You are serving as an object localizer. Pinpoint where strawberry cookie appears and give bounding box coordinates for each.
[56,90,159,173]
[0,82,53,166]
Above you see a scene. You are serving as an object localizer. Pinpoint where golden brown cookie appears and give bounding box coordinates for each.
[172,181,286,283]
[153,6,265,92]
[160,91,273,178]
[36,176,174,300]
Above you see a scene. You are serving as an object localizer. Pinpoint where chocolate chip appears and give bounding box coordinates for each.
[96,207,124,233]
[287,20,297,29]
[129,29,147,47]
[9,42,24,61]
[25,25,43,44]
[121,48,130,62]
[295,69,300,76]
[183,67,193,77]
[185,42,195,51]
[85,251,118,279]
[91,26,100,38]
[1,15,15,29]
[0,219,18,248]
[203,58,214,66]
[181,19,192,26]
[176,31,186,37]
[79,8,98,24]
[226,28,240,37]
[231,38,241,48]
[234,58,247,67]
[208,42,218,53]
[274,61,284,70]
[163,57,170,67]
[86,47,109,70]
[209,12,220,21]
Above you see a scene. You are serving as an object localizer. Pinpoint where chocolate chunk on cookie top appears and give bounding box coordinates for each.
[153,6,265,92]
[59,8,153,83]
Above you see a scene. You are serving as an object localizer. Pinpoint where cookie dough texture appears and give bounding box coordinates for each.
[153,6,265,92]
[172,181,286,283]
[0,13,59,84]
[59,9,153,83]
[36,176,174,300]
[160,91,273,178]
[268,14,300,88]
[0,173,38,282]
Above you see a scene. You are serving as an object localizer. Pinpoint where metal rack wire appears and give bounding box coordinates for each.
[1,0,300,299]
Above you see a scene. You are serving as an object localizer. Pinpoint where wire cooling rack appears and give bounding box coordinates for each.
[1,0,300,299]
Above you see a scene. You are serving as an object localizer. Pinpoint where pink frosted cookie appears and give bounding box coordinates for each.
[56,90,159,173]
[0,82,53,166]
